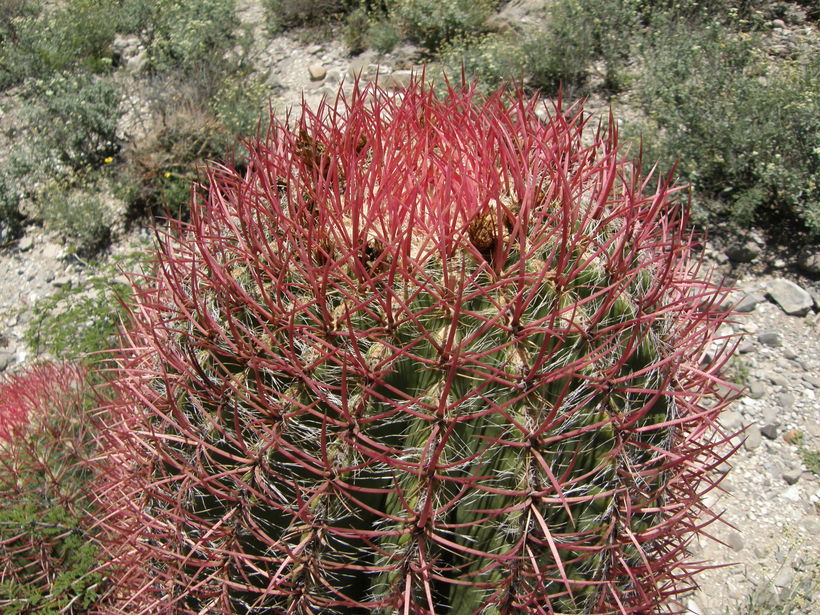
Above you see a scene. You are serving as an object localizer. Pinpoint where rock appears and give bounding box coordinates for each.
[0,351,12,372]
[772,565,795,589]
[308,64,327,81]
[726,530,745,552]
[744,424,762,450]
[735,291,766,313]
[51,276,72,289]
[347,58,369,79]
[126,50,147,72]
[782,429,803,445]
[803,373,820,388]
[768,373,788,387]
[726,240,762,263]
[797,246,820,275]
[781,468,802,485]
[737,340,755,353]
[719,410,743,432]
[757,330,782,347]
[760,423,778,440]
[305,44,322,55]
[685,599,705,615]
[748,381,766,399]
[779,392,795,409]
[18,236,33,251]
[767,278,813,316]
[782,347,798,360]
[384,69,413,89]
[781,485,800,502]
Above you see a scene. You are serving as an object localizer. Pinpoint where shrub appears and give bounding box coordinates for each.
[440,33,526,91]
[262,0,358,32]
[0,0,117,89]
[122,91,236,219]
[389,0,496,52]
[139,0,239,76]
[22,71,122,174]
[634,23,819,238]
[0,363,107,614]
[97,82,738,614]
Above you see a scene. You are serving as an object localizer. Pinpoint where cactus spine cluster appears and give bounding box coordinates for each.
[97,83,737,614]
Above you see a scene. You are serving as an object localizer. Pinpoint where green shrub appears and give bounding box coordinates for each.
[440,33,526,91]
[0,173,25,242]
[140,0,239,76]
[210,69,271,138]
[344,6,370,53]
[388,0,495,52]
[36,181,118,256]
[263,0,357,33]
[22,71,122,173]
[634,23,819,237]
[0,0,117,89]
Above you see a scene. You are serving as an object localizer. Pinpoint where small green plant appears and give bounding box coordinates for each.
[25,253,142,362]
[388,0,495,52]
[800,447,820,476]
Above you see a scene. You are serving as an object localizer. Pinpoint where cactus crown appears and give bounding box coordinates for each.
[99,83,737,614]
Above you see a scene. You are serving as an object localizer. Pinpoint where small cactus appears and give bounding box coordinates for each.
[97,82,738,614]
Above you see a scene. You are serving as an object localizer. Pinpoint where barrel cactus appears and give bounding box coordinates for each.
[98,83,738,614]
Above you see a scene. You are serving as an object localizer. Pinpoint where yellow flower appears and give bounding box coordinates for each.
[164,172,171,178]
[103,156,114,164]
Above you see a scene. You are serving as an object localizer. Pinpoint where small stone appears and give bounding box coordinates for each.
[748,381,766,399]
[768,373,788,387]
[51,276,72,288]
[761,423,778,440]
[797,246,820,274]
[685,599,705,615]
[734,291,766,313]
[757,330,782,347]
[384,69,413,89]
[308,64,327,81]
[719,409,743,431]
[783,429,803,445]
[767,278,813,316]
[305,43,322,54]
[18,236,33,251]
[726,530,745,552]
[782,468,802,485]
[803,373,820,388]
[726,240,762,263]
[744,424,762,450]
[782,485,800,501]
[0,351,12,372]
[126,50,147,72]
[779,392,795,409]
[347,58,369,79]
[737,341,755,355]
[782,347,798,360]
[772,566,794,589]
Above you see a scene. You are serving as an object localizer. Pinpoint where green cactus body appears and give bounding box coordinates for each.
[98,83,737,615]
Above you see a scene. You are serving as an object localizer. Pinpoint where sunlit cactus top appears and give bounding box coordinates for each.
[98,82,738,615]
